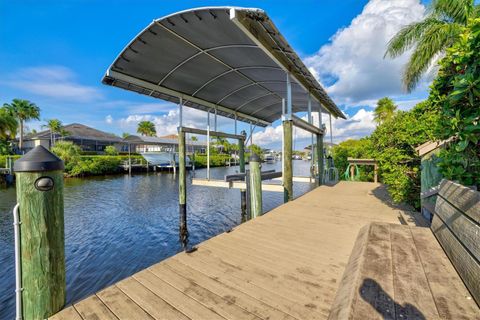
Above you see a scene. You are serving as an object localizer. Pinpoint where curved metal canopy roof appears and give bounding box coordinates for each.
[102,7,345,127]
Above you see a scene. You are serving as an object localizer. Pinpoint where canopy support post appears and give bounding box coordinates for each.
[239,130,247,222]
[283,73,293,202]
[178,127,188,249]
[318,109,324,185]
[207,110,210,180]
[308,93,313,181]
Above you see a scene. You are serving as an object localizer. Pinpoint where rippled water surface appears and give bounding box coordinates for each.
[0,161,313,319]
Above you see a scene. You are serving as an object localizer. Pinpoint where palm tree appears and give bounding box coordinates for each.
[42,119,63,146]
[122,132,131,139]
[4,99,40,150]
[0,107,18,140]
[385,0,479,92]
[374,97,397,124]
[137,121,156,136]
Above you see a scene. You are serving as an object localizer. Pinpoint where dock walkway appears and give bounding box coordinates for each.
[51,182,420,320]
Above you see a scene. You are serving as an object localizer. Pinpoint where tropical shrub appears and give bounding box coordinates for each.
[430,18,480,187]
[104,145,119,156]
[51,141,81,172]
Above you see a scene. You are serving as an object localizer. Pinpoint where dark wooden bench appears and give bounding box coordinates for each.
[328,180,480,319]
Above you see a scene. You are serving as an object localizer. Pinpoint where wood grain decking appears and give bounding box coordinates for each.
[51,182,420,320]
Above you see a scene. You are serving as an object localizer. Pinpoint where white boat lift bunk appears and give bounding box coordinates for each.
[102,7,345,223]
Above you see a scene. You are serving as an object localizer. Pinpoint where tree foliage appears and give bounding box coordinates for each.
[373,97,397,124]
[385,0,479,92]
[3,99,40,150]
[104,145,119,156]
[137,121,156,136]
[430,18,480,186]
[332,100,440,208]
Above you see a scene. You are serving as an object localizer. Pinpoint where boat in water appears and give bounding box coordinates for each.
[264,154,276,163]
[141,152,192,168]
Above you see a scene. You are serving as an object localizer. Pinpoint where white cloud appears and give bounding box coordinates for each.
[253,109,376,148]
[105,115,113,124]
[305,0,426,107]
[5,66,103,102]
[117,107,234,137]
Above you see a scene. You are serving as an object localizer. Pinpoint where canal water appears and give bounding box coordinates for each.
[0,161,314,319]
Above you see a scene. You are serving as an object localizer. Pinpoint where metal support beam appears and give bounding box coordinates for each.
[329,113,333,145]
[179,97,183,127]
[291,115,324,135]
[308,94,313,179]
[181,126,245,140]
[286,73,292,119]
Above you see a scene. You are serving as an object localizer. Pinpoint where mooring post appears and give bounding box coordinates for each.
[13,145,65,319]
[317,133,324,186]
[249,153,262,218]
[178,127,188,247]
[239,130,247,221]
[283,72,293,202]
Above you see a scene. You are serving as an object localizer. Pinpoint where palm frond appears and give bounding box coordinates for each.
[403,23,462,92]
[430,0,475,24]
[384,18,445,58]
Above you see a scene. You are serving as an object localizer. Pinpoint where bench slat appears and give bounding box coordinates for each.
[410,227,480,318]
[390,224,439,319]
[438,180,480,224]
[431,215,480,306]
[435,196,480,262]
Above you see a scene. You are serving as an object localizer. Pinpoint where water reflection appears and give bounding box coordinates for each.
[0,160,313,319]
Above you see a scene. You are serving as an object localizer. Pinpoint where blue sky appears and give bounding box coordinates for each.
[0,0,430,149]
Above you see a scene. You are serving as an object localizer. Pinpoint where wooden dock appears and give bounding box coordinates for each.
[51,182,421,320]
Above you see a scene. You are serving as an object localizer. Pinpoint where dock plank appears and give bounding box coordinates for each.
[133,269,225,320]
[48,306,83,320]
[74,295,118,320]
[162,259,296,320]
[149,263,261,320]
[51,182,420,320]
[96,285,154,320]
[116,277,189,320]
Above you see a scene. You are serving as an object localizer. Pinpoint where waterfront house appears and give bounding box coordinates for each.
[22,123,123,153]
[123,134,207,154]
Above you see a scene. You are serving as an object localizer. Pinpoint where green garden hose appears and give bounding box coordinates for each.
[344,164,361,181]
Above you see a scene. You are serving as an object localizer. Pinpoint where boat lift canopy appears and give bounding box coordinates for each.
[102,7,345,126]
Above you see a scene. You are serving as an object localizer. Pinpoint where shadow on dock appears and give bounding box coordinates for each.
[360,278,426,320]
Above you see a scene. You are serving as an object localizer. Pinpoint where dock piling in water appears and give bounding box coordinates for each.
[13,145,66,319]
[178,128,188,248]
[239,130,247,221]
[249,154,262,218]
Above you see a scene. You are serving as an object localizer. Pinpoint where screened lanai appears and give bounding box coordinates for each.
[102,6,345,125]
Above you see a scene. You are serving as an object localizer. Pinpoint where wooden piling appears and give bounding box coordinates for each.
[316,134,324,186]
[239,131,247,220]
[283,120,293,202]
[249,154,262,218]
[13,146,65,319]
[178,128,187,245]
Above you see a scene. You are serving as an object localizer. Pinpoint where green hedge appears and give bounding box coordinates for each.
[193,154,233,168]
[0,155,21,167]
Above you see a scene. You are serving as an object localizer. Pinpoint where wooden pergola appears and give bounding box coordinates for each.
[347,158,378,183]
